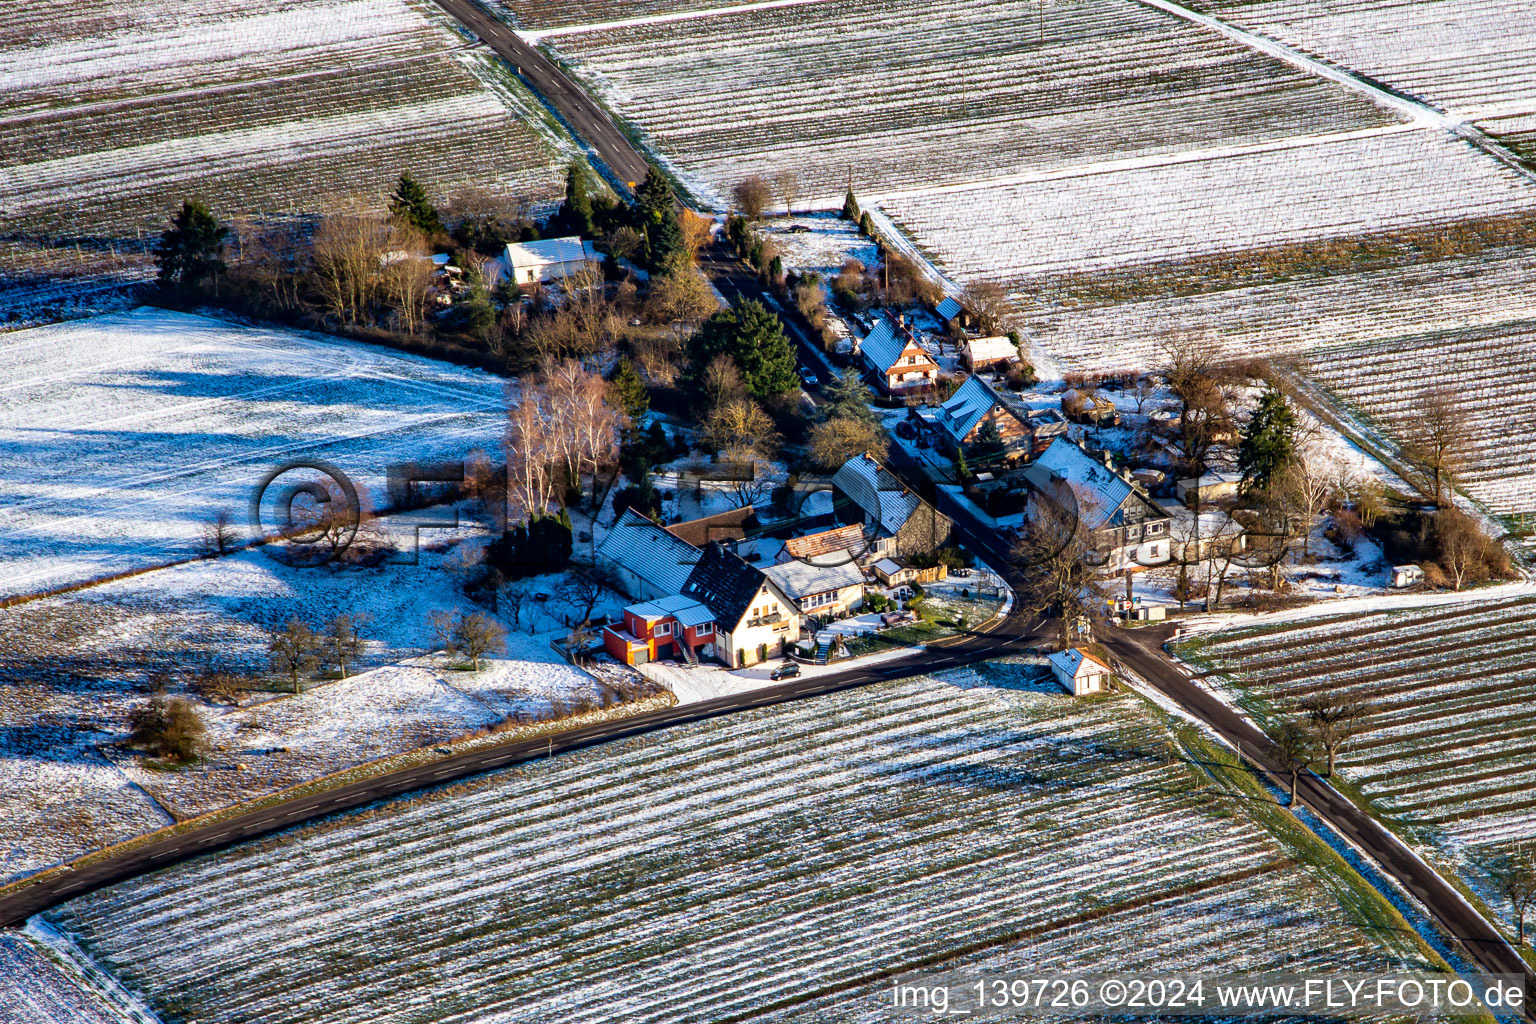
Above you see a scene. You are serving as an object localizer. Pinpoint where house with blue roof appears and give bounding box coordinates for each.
[856,314,940,395]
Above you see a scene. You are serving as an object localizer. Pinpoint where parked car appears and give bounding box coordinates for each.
[798,366,819,387]
[895,420,916,440]
[771,662,801,680]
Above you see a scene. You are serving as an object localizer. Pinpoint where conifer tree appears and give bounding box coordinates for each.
[1237,385,1299,491]
[154,199,227,291]
[389,172,442,235]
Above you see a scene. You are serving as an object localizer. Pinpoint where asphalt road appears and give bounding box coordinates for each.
[431,0,651,190]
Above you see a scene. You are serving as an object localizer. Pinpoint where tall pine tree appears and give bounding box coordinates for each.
[154,199,227,291]
[635,165,675,225]
[841,185,860,222]
[389,172,442,235]
[690,299,798,399]
[1237,385,1299,490]
[561,164,595,237]
[646,206,686,275]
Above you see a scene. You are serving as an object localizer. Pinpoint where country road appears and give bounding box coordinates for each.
[432,0,651,190]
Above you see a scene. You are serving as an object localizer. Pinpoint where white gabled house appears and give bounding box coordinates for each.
[501,236,604,285]
[764,560,866,619]
[857,315,940,395]
[1048,648,1113,696]
[680,542,800,668]
[1023,438,1172,571]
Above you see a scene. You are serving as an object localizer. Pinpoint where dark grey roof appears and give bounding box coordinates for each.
[681,542,769,627]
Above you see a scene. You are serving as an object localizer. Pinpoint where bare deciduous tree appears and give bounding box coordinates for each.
[1489,846,1536,945]
[961,280,1008,336]
[732,176,773,220]
[772,170,799,217]
[1300,689,1374,776]
[1399,385,1467,507]
[268,617,318,694]
[452,612,506,671]
[499,580,530,632]
[1270,720,1316,806]
[201,508,238,557]
[322,612,368,679]
[1009,484,1113,650]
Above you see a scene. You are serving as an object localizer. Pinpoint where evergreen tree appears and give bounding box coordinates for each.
[823,368,878,421]
[154,199,227,291]
[841,185,860,222]
[690,299,799,399]
[645,205,687,275]
[858,211,875,237]
[561,163,595,237]
[1237,385,1299,490]
[635,165,675,225]
[967,420,1007,467]
[389,172,442,235]
[608,358,650,426]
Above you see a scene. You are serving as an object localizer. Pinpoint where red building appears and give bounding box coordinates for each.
[602,594,717,667]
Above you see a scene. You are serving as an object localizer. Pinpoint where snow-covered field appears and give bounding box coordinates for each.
[0,308,508,600]
[37,662,1435,1023]
[532,0,1398,206]
[1185,0,1536,122]
[0,928,139,1024]
[1181,594,1536,930]
[880,129,1536,281]
[0,0,568,315]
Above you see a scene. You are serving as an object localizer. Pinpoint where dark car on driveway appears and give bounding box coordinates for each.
[771,662,801,680]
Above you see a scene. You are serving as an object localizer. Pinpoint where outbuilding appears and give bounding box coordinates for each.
[1047,648,1113,696]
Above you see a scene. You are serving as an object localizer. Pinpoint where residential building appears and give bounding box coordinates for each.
[665,506,756,548]
[595,508,700,601]
[857,315,940,395]
[780,523,867,565]
[1023,438,1172,571]
[1047,648,1113,696]
[680,542,800,667]
[501,236,604,285]
[764,560,866,619]
[831,454,952,560]
[601,594,717,667]
[963,336,1018,372]
[935,376,1035,465]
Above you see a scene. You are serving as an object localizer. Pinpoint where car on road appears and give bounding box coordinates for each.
[770,662,801,680]
[799,367,819,388]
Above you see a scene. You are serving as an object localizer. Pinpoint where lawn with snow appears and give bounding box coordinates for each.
[0,308,510,600]
[0,0,569,314]
[529,0,1398,207]
[39,662,1438,1023]
[1177,591,1536,935]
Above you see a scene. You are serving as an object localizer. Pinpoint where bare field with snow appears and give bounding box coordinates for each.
[535,0,1398,206]
[38,662,1437,1023]
[0,0,568,313]
[1185,0,1536,121]
[0,308,509,599]
[1180,595,1536,933]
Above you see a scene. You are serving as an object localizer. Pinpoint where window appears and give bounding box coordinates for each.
[655,622,671,636]
[695,622,712,636]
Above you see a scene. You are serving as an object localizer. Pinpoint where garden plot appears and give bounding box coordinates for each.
[0,0,568,306]
[42,663,1437,1024]
[879,128,1536,283]
[534,0,1399,206]
[1178,594,1536,932]
[758,214,878,278]
[0,307,508,600]
[1184,0,1536,122]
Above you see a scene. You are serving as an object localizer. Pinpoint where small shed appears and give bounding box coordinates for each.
[1391,564,1425,588]
[1174,471,1242,507]
[963,335,1018,372]
[1047,648,1113,697]
[1061,388,1119,426]
[872,558,915,587]
[935,296,970,331]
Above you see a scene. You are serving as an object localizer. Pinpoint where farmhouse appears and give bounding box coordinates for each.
[596,508,700,601]
[501,236,604,285]
[602,594,717,667]
[1024,438,1171,571]
[857,315,940,395]
[832,454,953,560]
[680,542,800,667]
[1048,648,1113,696]
[963,336,1018,372]
[764,560,866,618]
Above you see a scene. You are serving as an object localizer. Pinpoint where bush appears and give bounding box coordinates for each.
[128,696,209,763]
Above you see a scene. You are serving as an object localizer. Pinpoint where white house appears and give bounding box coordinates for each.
[857,315,940,395]
[764,560,866,618]
[1047,648,1113,696]
[1023,438,1171,571]
[596,508,700,602]
[680,542,800,667]
[501,236,604,285]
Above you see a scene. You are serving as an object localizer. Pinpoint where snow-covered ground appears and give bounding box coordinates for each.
[0,308,509,600]
[37,663,1435,1023]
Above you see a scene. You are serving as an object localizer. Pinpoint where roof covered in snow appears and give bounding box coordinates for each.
[626,593,715,628]
[597,508,700,595]
[857,316,931,376]
[936,375,1020,443]
[832,454,924,535]
[1025,438,1136,530]
[763,559,865,600]
[1048,647,1110,679]
[503,236,602,269]
[965,335,1018,364]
